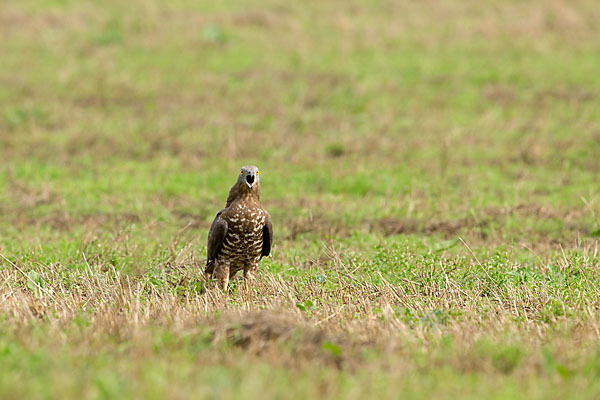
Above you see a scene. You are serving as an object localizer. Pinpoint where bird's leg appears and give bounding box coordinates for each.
[243,265,258,290]
[212,261,230,291]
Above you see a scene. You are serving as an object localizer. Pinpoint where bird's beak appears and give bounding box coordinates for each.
[245,173,255,190]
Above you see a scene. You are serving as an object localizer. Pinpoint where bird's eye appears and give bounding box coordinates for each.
[256,170,259,174]
[240,170,243,175]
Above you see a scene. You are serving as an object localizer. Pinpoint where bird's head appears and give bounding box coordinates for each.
[237,165,260,191]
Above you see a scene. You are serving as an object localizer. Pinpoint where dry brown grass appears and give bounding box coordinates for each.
[2,242,600,377]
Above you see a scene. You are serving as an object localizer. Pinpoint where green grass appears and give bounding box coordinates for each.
[1,0,600,398]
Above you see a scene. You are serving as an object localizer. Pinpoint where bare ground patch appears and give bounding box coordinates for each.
[10,212,143,233]
[372,203,596,248]
[375,217,480,237]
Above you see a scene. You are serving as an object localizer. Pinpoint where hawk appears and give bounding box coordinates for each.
[205,166,273,289]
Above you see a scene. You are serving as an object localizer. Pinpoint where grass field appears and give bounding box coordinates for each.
[1,0,600,398]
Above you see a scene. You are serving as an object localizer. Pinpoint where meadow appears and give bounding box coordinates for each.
[1,0,600,398]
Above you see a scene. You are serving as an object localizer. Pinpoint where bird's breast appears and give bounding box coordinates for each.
[220,206,266,258]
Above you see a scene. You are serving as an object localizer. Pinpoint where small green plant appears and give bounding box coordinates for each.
[321,341,342,358]
[296,299,314,312]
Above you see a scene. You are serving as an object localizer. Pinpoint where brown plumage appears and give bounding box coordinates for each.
[205,165,273,289]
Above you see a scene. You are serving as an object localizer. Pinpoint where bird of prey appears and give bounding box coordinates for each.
[205,166,273,289]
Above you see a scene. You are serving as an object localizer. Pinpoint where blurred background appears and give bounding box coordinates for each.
[0,0,599,263]
[2,1,600,398]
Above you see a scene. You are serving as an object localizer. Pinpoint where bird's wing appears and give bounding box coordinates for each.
[206,210,228,269]
[261,217,273,258]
